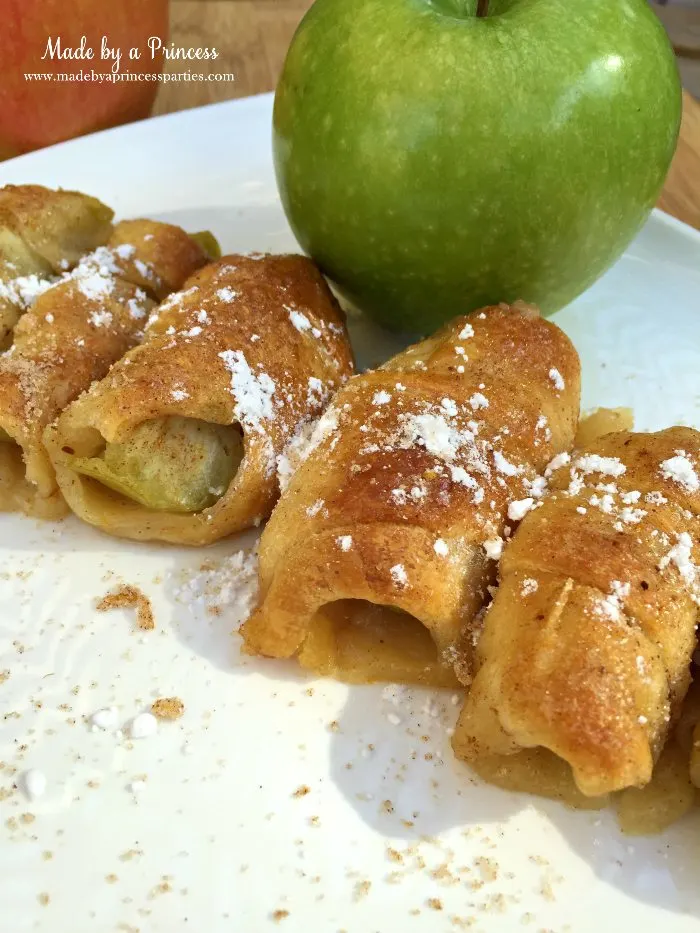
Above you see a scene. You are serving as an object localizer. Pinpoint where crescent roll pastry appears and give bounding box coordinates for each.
[453,428,700,799]
[45,255,353,545]
[0,220,210,518]
[241,303,581,687]
[0,184,114,346]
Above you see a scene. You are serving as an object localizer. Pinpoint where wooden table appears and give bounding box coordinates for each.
[157,0,700,231]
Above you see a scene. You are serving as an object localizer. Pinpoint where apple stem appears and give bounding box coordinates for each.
[476,0,489,16]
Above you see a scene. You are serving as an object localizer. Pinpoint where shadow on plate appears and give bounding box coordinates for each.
[161,555,700,923]
[327,682,700,920]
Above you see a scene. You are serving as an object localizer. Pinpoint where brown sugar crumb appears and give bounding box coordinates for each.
[353,880,371,901]
[0,670,9,685]
[271,909,289,923]
[37,893,50,907]
[97,585,154,631]
[149,880,172,899]
[151,697,185,721]
[292,785,310,798]
[20,813,35,825]
[475,856,498,882]
[539,879,555,902]
[427,898,443,911]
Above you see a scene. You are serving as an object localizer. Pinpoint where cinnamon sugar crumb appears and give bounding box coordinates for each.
[292,785,310,798]
[97,585,154,630]
[37,893,50,906]
[151,697,184,720]
[0,670,9,685]
[119,849,143,862]
[427,898,443,911]
[271,909,289,923]
[353,880,371,901]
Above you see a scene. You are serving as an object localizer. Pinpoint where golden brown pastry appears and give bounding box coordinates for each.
[0,220,210,518]
[45,255,354,545]
[0,184,114,346]
[241,303,581,687]
[454,428,700,799]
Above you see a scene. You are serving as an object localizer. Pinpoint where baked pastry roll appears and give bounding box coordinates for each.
[454,428,700,798]
[241,303,580,687]
[0,184,114,346]
[0,220,210,518]
[45,255,353,545]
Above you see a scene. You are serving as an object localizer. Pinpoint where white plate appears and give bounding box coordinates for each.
[2,94,700,933]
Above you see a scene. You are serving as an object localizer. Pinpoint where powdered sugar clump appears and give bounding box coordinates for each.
[174,550,259,627]
[276,408,339,492]
[508,497,535,521]
[390,564,408,587]
[219,349,276,432]
[483,537,504,560]
[574,454,626,478]
[288,308,312,332]
[494,451,522,477]
[549,368,565,391]
[398,413,464,460]
[594,581,630,622]
[659,532,697,592]
[0,273,56,308]
[337,536,353,552]
[89,309,113,328]
[660,452,699,493]
[114,243,136,260]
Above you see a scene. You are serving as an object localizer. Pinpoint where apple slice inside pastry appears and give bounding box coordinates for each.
[67,416,243,513]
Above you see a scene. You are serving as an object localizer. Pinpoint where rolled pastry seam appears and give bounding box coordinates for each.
[0,184,114,346]
[453,428,700,797]
[0,219,210,518]
[241,302,581,687]
[674,681,700,790]
[45,254,354,545]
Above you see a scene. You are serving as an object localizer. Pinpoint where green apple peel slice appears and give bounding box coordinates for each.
[68,416,243,513]
[190,230,221,261]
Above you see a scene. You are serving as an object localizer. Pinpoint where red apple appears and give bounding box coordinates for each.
[0,0,168,158]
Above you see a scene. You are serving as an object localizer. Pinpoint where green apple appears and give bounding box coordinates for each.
[273,0,681,332]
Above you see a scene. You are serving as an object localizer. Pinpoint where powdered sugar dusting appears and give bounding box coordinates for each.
[219,349,276,433]
[549,368,565,391]
[390,564,408,587]
[660,452,699,493]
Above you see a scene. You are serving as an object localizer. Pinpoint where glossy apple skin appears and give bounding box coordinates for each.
[0,0,168,158]
[273,0,681,332]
